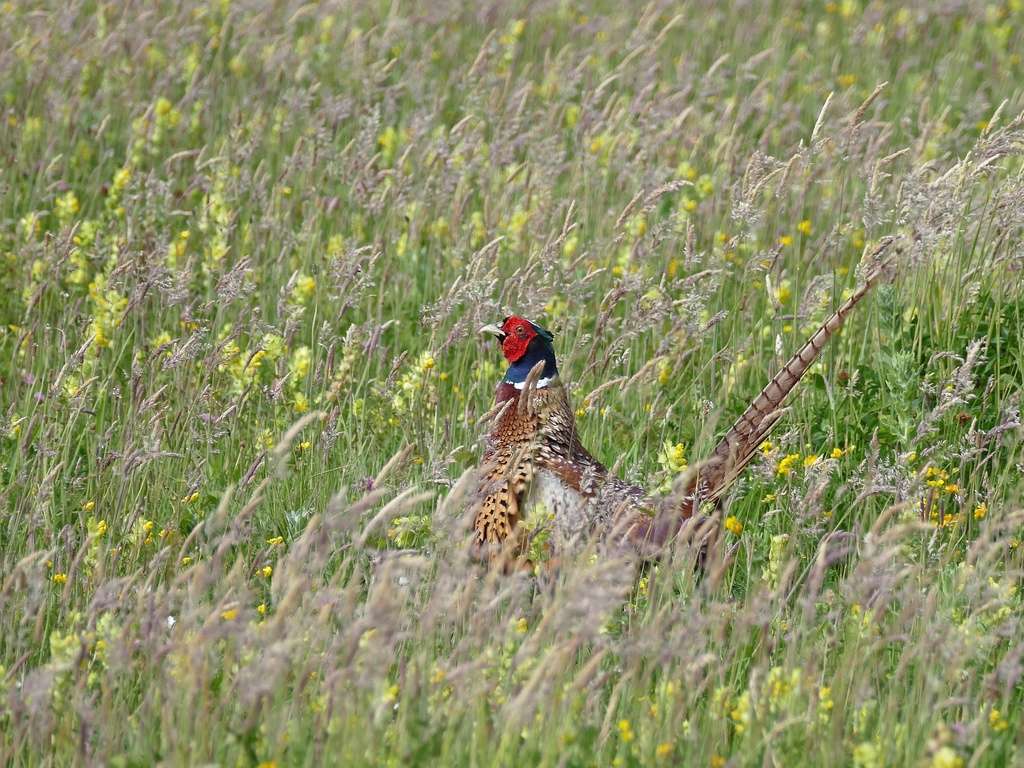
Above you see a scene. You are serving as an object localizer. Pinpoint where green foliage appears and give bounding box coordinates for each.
[1,1,1024,766]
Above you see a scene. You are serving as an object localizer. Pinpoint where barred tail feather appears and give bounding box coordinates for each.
[691,246,894,512]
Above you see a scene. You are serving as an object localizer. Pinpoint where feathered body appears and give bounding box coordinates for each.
[473,380,653,557]
[472,245,892,563]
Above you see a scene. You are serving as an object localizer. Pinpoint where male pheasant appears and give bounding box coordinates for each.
[472,244,893,564]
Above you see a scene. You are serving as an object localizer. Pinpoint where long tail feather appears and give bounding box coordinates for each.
[690,240,895,513]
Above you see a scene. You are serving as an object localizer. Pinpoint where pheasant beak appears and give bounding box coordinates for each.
[478,323,507,341]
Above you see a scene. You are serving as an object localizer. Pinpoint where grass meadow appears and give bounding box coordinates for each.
[2,1,1024,765]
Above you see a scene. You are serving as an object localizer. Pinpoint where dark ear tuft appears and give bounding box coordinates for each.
[531,321,555,342]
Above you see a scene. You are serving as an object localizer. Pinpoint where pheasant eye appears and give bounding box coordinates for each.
[515,325,528,339]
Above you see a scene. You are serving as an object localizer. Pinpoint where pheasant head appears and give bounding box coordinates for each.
[479,315,558,387]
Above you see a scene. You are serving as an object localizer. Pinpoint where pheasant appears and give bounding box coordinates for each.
[472,242,893,564]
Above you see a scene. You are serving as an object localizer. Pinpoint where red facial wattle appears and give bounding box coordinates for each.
[500,316,537,362]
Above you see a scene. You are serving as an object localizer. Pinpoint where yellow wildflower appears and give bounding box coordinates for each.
[627,214,647,238]
[931,747,963,768]
[291,274,316,304]
[696,174,714,198]
[258,429,275,450]
[564,104,580,128]
[659,441,687,473]
[676,160,698,181]
[55,190,80,225]
[852,742,880,768]
[777,452,800,476]
[763,534,789,586]
[167,228,190,270]
[724,516,743,535]
[111,166,132,196]
[729,691,750,733]
[562,233,579,260]
[925,466,949,487]
[989,707,1009,732]
[657,359,672,386]
[797,219,812,236]
[377,126,405,166]
[470,211,487,248]
[326,234,345,256]
[429,217,449,241]
[617,719,634,742]
[818,686,834,723]
[289,346,311,382]
[88,274,129,349]
[589,132,610,155]
[766,666,801,712]
[506,206,530,250]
